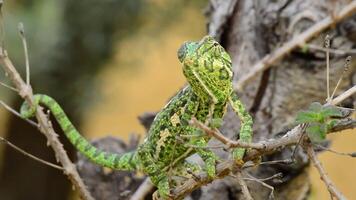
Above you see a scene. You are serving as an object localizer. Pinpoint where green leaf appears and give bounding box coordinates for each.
[295,110,321,124]
[309,102,323,112]
[326,119,339,131]
[321,105,343,118]
[306,124,327,143]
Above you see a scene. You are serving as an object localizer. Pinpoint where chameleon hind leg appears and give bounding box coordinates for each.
[229,92,253,164]
[137,143,170,199]
[170,161,202,187]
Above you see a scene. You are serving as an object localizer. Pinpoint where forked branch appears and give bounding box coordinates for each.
[0,48,94,200]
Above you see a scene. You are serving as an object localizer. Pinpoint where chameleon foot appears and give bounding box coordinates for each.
[157,176,172,200]
[232,148,246,166]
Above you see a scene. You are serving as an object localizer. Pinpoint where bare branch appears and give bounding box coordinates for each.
[236,172,253,200]
[0,48,94,200]
[0,136,63,170]
[0,80,18,92]
[0,100,37,127]
[171,87,354,199]
[330,56,351,100]
[330,85,356,106]
[315,144,356,158]
[235,1,356,91]
[130,178,154,200]
[190,118,267,150]
[245,173,275,200]
[305,143,347,200]
[18,22,30,86]
[325,35,331,102]
[304,44,356,55]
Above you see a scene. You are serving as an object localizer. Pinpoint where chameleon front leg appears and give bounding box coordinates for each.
[181,95,218,179]
[228,92,253,164]
[188,129,218,178]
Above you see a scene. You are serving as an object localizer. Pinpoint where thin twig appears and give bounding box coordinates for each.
[304,44,356,55]
[245,173,275,200]
[184,144,226,149]
[315,144,356,158]
[18,22,30,86]
[0,136,63,170]
[305,143,347,200]
[330,56,352,100]
[0,48,94,200]
[171,87,354,198]
[0,100,37,127]
[0,80,18,92]
[325,35,331,102]
[190,118,266,150]
[329,85,356,106]
[243,159,293,169]
[236,171,253,200]
[130,178,154,200]
[235,2,356,91]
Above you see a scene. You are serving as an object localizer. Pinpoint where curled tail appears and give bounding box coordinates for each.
[20,94,138,171]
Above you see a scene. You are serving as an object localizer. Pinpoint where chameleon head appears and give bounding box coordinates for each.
[177,35,233,102]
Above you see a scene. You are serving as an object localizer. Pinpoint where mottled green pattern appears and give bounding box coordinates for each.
[20,36,253,199]
[20,95,138,170]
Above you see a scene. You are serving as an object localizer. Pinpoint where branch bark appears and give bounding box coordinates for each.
[235,1,356,91]
[305,143,347,200]
[0,49,94,200]
[171,85,355,198]
[172,118,355,199]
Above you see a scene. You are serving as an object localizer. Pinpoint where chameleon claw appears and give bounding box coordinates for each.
[232,148,246,166]
[157,176,172,200]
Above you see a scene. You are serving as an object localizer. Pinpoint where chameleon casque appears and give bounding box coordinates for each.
[20,36,253,199]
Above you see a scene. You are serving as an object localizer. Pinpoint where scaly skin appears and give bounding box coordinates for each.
[20,36,253,199]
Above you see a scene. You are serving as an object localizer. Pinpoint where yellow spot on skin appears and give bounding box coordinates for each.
[170,113,180,127]
[103,167,113,175]
[155,129,171,158]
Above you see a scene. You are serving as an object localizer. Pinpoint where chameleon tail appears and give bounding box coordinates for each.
[20,94,138,171]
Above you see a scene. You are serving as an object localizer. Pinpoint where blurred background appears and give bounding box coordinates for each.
[0,0,354,200]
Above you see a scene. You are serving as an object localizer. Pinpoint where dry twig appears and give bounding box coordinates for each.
[235,1,356,91]
[0,100,37,127]
[130,178,154,200]
[0,136,63,170]
[305,143,347,200]
[244,172,275,200]
[171,86,355,199]
[236,171,253,200]
[0,48,94,200]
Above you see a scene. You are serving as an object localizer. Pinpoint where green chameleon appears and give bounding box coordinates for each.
[20,36,253,199]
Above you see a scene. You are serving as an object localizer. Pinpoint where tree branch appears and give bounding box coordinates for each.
[235,1,356,91]
[305,143,347,200]
[172,86,355,199]
[0,48,94,200]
